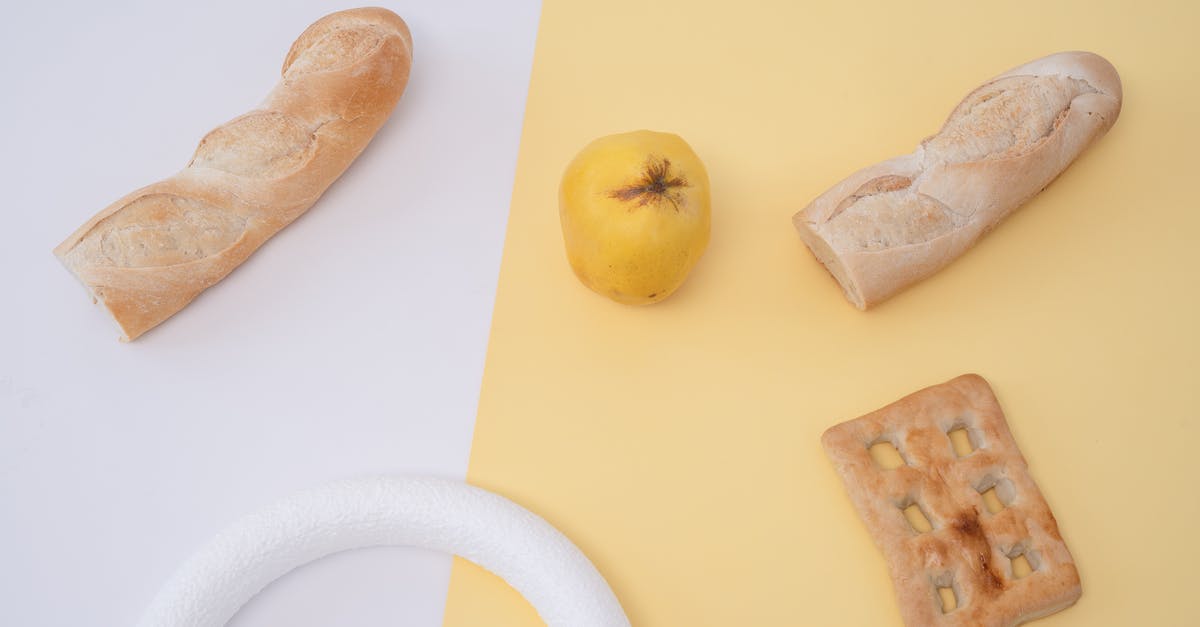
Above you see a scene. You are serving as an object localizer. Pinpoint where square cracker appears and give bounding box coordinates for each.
[821,374,1080,626]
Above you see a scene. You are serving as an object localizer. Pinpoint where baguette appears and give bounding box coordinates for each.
[793,51,1121,309]
[54,7,413,340]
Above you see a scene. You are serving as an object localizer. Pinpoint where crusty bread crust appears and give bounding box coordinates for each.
[54,7,413,340]
[822,374,1081,626]
[795,52,1122,309]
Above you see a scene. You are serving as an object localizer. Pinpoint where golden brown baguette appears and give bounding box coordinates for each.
[794,51,1121,309]
[54,7,413,341]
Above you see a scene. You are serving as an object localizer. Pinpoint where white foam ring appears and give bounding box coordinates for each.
[137,476,630,627]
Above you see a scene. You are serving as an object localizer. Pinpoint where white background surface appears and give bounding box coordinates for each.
[0,1,539,625]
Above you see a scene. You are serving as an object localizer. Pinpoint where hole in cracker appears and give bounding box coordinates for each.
[868,439,906,470]
[980,487,1005,514]
[948,427,975,457]
[944,416,985,457]
[901,502,934,533]
[1010,553,1033,579]
[975,475,1016,514]
[1005,543,1041,579]
[937,586,958,613]
[932,573,961,613]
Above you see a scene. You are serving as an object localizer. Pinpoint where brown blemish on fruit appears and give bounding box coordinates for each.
[609,156,690,211]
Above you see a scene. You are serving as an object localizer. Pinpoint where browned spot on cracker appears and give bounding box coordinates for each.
[953,510,1006,593]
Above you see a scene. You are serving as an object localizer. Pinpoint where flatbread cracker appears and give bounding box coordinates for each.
[822,374,1080,626]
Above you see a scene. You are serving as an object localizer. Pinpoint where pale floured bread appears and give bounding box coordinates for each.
[54,7,413,340]
[794,52,1122,309]
[822,374,1080,626]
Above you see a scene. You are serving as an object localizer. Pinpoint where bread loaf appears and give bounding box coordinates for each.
[793,51,1121,309]
[54,7,413,340]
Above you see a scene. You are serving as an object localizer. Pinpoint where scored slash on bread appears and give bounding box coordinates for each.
[54,8,413,341]
[794,51,1122,309]
[822,374,1080,626]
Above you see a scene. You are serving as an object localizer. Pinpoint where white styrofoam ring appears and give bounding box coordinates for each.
[137,476,629,627]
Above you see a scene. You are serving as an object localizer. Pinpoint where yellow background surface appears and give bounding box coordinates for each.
[445,0,1199,624]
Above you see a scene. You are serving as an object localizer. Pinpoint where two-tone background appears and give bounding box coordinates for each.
[3,1,1197,625]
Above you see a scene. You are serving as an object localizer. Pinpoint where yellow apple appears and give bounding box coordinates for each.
[559,130,711,305]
